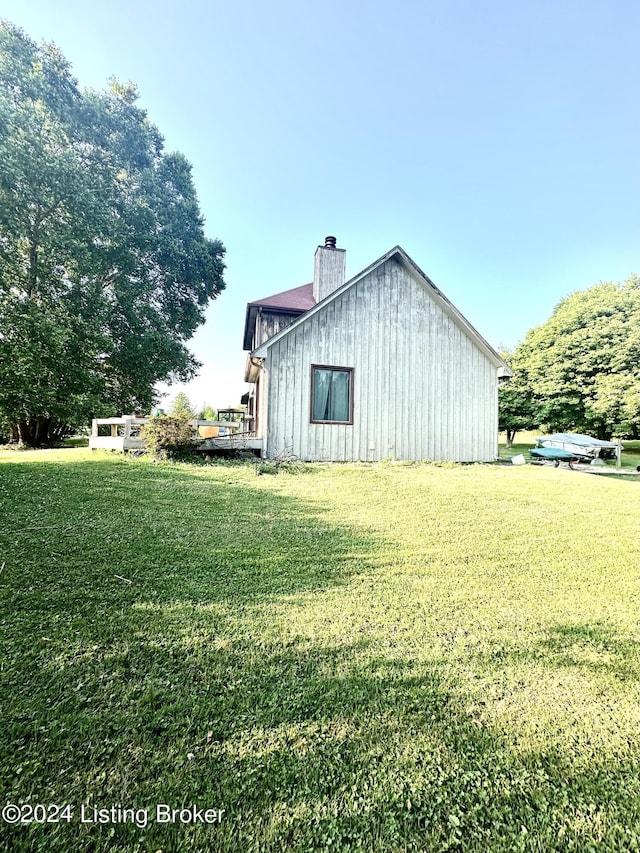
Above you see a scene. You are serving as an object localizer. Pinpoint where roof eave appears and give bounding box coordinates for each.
[243,304,309,351]
[242,305,259,351]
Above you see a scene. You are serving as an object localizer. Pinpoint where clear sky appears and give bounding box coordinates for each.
[2,0,639,411]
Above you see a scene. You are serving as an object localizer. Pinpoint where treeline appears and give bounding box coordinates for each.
[500,275,640,445]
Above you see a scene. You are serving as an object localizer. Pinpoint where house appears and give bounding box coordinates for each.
[242,237,511,462]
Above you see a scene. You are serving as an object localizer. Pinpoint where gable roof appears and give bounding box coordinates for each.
[251,245,512,375]
[243,283,315,350]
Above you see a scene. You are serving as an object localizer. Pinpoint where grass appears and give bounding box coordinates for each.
[1,449,640,851]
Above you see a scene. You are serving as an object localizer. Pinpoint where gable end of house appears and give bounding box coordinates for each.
[252,246,511,376]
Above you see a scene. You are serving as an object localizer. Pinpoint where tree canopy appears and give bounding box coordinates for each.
[198,404,217,421]
[509,275,640,439]
[168,392,196,418]
[0,22,225,445]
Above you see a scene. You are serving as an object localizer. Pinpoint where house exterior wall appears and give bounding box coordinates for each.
[253,310,302,350]
[261,256,499,462]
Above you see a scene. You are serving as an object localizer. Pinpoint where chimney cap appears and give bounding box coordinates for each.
[324,235,337,249]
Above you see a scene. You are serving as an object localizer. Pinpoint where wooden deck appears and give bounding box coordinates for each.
[89,416,263,455]
[89,435,147,452]
[89,417,147,452]
[197,436,263,453]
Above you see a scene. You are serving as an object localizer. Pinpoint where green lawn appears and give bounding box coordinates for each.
[1,449,640,852]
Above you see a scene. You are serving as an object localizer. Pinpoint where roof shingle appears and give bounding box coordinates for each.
[248,282,315,312]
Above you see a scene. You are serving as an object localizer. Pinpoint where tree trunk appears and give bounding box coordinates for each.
[16,417,61,446]
[34,416,51,445]
[17,420,34,446]
[506,429,516,448]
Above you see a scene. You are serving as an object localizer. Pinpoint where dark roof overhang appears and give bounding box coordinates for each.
[242,282,315,350]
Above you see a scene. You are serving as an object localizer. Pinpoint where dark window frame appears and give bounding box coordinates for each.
[309,364,354,425]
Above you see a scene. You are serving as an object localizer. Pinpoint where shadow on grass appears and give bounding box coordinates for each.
[2,459,640,851]
[4,636,640,852]
[542,622,640,674]
[474,621,640,683]
[0,457,379,610]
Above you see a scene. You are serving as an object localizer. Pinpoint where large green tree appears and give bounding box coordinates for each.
[0,22,225,445]
[511,276,640,439]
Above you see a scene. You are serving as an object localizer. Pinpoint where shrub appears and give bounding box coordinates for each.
[142,415,198,460]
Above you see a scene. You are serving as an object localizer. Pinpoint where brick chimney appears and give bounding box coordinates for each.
[313,235,346,303]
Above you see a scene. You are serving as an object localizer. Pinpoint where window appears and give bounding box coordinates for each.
[310,365,353,424]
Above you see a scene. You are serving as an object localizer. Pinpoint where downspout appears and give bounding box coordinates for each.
[248,355,267,457]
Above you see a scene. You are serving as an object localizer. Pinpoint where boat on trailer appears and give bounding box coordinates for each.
[533,433,621,462]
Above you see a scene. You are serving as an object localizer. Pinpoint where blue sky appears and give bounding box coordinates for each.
[2,0,639,410]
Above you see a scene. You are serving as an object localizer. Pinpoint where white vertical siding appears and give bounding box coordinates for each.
[264,256,499,462]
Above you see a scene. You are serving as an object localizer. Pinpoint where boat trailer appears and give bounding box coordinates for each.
[529,447,580,469]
